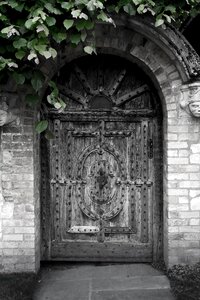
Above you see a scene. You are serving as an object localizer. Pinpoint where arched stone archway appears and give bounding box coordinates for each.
[0,15,200,272]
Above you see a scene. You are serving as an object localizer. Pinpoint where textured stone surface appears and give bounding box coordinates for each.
[33,264,175,300]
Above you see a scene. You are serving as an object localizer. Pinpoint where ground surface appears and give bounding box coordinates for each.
[33,263,175,300]
[0,273,37,300]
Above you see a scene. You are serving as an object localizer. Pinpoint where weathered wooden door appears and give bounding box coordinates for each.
[41,55,163,262]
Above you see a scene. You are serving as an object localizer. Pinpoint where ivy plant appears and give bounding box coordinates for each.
[0,0,200,134]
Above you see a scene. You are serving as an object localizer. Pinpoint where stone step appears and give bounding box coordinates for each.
[92,275,171,291]
[41,263,163,281]
[92,289,175,300]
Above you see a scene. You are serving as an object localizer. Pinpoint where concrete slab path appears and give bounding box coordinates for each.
[33,263,175,300]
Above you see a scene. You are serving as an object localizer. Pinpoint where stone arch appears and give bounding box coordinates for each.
[0,15,200,272]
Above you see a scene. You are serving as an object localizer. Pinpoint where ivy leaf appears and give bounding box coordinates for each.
[85,20,94,30]
[46,16,56,26]
[14,2,24,12]
[81,30,87,42]
[49,47,57,58]
[84,45,96,54]
[45,3,62,15]
[165,5,176,13]
[0,1,18,8]
[86,0,104,11]
[35,120,48,134]
[76,20,86,31]
[27,51,37,61]
[7,61,18,68]
[25,19,35,29]
[61,2,74,10]
[0,13,8,22]
[40,48,57,59]
[97,11,114,24]
[34,44,47,53]
[15,50,26,60]
[48,80,58,92]
[63,19,74,30]
[76,20,94,31]
[47,94,53,104]
[0,59,7,71]
[32,16,40,23]
[12,72,25,85]
[70,33,81,45]
[54,102,62,109]
[31,71,45,92]
[132,0,142,5]
[71,9,81,18]
[36,24,49,36]
[1,25,13,34]
[148,0,155,6]
[7,0,18,8]
[40,50,51,59]
[25,17,41,29]
[52,32,67,43]
[123,4,136,15]
[13,38,27,49]
[137,4,145,14]
[155,18,164,27]
[79,13,88,20]
[163,14,171,23]
[51,98,66,111]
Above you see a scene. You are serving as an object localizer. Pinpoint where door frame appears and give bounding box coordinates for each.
[40,54,163,263]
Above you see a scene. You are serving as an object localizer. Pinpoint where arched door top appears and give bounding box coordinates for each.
[46,54,161,118]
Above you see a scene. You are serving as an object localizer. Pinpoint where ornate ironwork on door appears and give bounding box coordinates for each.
[41,55,163,262]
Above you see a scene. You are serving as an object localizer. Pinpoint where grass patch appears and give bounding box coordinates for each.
[167,263,200,300]
[0,273,38,300]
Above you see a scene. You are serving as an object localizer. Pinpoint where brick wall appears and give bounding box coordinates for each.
[166,111,200,265]
[0,109,40,272]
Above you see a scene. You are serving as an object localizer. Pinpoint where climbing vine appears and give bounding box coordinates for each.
[0,0,200,132]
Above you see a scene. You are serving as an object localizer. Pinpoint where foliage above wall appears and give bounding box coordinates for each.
[0,0,200,133]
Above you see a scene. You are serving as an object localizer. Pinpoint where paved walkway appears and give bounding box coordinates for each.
[33,263,175,300]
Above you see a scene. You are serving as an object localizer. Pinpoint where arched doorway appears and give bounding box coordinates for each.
[41,54,163,262]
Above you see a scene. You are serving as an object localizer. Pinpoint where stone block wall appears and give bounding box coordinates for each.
[166,110,200,266]
[0,109,40,272]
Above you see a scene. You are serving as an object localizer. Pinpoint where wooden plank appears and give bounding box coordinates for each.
[51,241,152,262]
[116,85,149,106]
[108,69,126,96]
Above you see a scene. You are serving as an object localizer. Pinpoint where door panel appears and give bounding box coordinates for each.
[47,119,154,261]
